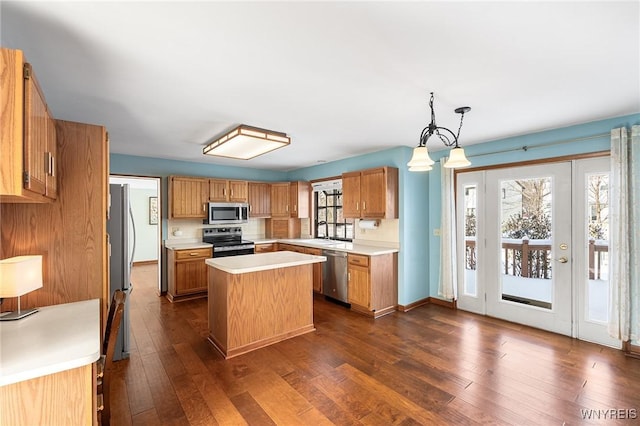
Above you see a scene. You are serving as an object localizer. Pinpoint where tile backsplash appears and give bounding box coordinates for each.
[166,217,398,248]
[167,218,265,241]
[353,219,399,248]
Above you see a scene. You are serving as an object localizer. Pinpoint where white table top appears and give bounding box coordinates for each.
[206,251,326,274]
[0,299,101,386]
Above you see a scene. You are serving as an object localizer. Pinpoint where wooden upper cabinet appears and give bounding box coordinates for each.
[289,181,310,218]
[342,167,398,219]
[228,180,248,202]
[248,182,270,218]
[208,179,228,202]
[342,171,361,218]
[270,182,290,218]
[169,176,209,219]
[269,181,310,218]
[209,179,248,202]
[1,48,57,202]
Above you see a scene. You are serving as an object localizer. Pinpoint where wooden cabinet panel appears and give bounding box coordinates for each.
[209,179,248,202]
[169,176,208,219]
[255,243,275,253]
[0,120,109,323]
[208,178,228,202]
[270,183,290,218]
[175,248,212,260]
[348,253,397,318]
[289,181,310,218]
[342,172,361,218]
[248,182,270,218]
[342,167,398,219]
[348,263,370,309]
[167,247,212,302]
[277,243,305,253]
[44,113,57,199]
[305,247,323,293]
[175,260,208,295]
[1,48,56,202]
[228,180,248,202]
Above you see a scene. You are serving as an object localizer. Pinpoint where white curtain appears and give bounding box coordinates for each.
[608,125,640,343]
[439,160,458,300]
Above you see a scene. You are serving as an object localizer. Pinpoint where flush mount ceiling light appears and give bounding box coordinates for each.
[407,92,471,172]
[203,125,290,160]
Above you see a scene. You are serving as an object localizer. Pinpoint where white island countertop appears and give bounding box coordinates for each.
[0,299,101,387]
[206,251,326,274]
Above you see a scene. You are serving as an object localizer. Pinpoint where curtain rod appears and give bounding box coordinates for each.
[464,132,610,159]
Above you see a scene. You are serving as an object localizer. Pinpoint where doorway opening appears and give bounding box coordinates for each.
[109,175,162,295]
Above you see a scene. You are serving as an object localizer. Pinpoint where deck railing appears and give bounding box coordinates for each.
[464,237,609,280]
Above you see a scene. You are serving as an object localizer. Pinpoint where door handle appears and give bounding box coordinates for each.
[556,257,568,263]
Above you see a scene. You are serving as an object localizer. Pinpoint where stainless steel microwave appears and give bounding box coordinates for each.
[207,202,249,225]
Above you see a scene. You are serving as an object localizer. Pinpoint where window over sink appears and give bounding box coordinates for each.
[312,179,353,241]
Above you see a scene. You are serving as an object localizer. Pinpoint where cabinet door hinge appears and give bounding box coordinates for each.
[23,63,32,80]
[23,172,30,185]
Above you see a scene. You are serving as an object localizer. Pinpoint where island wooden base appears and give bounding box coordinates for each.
[208,263,315,359]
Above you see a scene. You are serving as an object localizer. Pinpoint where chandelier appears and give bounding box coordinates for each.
[407,92,471,171]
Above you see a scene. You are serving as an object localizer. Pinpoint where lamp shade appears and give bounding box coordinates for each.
[0,255,43,298]
[443,147,471,168]
[407,146,435,169]
[203,125,290,160]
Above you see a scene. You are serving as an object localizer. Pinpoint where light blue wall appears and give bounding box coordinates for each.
[426,113,640,299]
[110,113,640,306]
[110,154,287,242]
[289,147,431,305]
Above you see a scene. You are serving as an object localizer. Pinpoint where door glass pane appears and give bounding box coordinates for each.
[463,185,477,296]
[586,173,609,322]
[500,177,553,309]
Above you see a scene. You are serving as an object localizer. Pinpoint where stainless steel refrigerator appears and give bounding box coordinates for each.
[107,183,136,361]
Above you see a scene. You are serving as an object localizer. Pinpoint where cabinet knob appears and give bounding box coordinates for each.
[189,252,198,256]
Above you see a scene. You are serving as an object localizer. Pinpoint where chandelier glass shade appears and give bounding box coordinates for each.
[203,125,290,160]
[408,92,471,172]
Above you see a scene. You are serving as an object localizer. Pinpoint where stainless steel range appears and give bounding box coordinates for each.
[203,227,255,257]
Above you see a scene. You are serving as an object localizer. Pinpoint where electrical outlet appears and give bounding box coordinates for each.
[433,228,441,237]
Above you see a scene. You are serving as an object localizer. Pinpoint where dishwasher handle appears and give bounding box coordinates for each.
[322,249,347,258]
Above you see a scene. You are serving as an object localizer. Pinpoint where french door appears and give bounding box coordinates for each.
[456,158,620,347]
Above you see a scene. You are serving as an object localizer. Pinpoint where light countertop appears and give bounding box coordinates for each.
[165,239,213,250]
[206,251,326,274]
[168,238,397,256]
[274,239,399,256]
[0,299,101,387]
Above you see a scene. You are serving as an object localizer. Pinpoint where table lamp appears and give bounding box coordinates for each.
[0,255,43,321]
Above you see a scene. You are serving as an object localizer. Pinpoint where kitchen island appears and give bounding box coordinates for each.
[205,251,326,359]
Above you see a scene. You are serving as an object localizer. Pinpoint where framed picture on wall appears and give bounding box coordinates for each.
[149,196,158,225]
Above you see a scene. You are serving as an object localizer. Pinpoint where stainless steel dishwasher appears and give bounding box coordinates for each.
[322,249,348,303]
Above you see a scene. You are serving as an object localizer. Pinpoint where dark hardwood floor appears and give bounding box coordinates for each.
[110,265,640,425]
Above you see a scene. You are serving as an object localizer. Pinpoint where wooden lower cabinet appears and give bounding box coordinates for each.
[348,252,397,318]
[255,243,276,253]
[167,247,212,302]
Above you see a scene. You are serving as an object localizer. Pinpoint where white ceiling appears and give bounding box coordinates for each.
[2,1,639,171]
